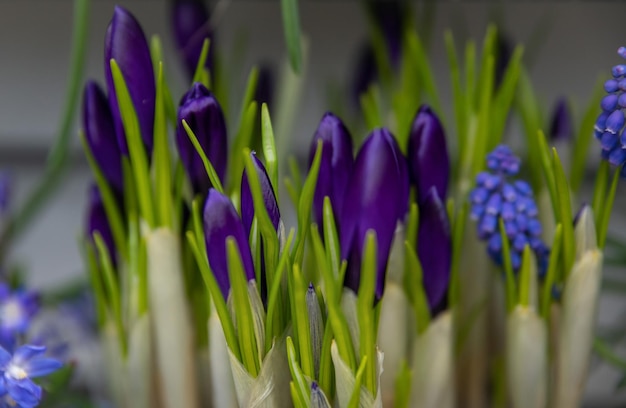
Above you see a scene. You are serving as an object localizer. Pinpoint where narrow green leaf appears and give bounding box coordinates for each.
[83,242,107,327]
[448,203,467,308]
[193,39,211,88]
[360,86,383,131]
[597,165,621,249]
[516,70,544,191]
[319,317,335,399]
[518,245,533,307]
[444,31,467,161]
[109,59,154,226]
[541,224,562,319]
[592,161,610,230]
[347,356,368,408]
[357,232,377,394]
[499,218,517,311]
[286,337,311,406]
[183,119,224,194]
[404,241,431,334]
[406,30,442,115]
[552,148,575,278]
[153,62,173,229]
[393,361,412,408]
[261,103,279,197]
[490,45,524,148]
[464,40,476,111]
[293,265,315,378]
[228,101,258,196]
[537,130,558,220]
[471,55,494,176]
[322,197,341,281]
[280,0,303,73]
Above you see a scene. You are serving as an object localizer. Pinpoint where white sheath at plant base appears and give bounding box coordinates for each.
[209,311,237,408]
[409,311,455,408]
[146,228,199,408]
[331,341,384,408]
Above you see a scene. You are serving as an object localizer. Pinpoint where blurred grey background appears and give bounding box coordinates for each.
[1,0,626,405]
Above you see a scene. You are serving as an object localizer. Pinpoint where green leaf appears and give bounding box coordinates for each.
[594,337,626,371]
[193,38,211,88]
[404,241,431,334]
[83,242,107,327]
[357,232,378,394]
[448,203,467,308]
[597,165,621,250]
[541,224,562,319]
[228,101,259,197]
[592,161,610,230]
[287,336,311,406]
[292,265,315,378]
[516,70,544,191]
[319,317,335,399]
[322,197,341,281]
[490,45,524,148]
[109,59,155,227]
[444,31,467,161]
[499,218,517,311]
[406,30,442,116]
[261,103,279,197]
[280,0,303,73]
[153,62,173,229]
[536,130,558,220]
[347,356,368,408]
[360,85,383,131]
[552,148,575,278]
[518,245,533,307]
[183,119,224,194]
[393,361,412,408]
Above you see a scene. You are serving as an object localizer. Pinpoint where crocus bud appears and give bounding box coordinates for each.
[407,105,449,204]
[417,188,451,313]
[309,113,354,226]
[170,0,214,79]
[86,184,117,266]
[203,189,255,299]
[240,152,280,238]
[507,306,547,408]
[105,6,156,155]
[176,83,228,195]
[306,284,324,378]
[549,98,573,142]
[340,128,409,301]
[82,81,123,192]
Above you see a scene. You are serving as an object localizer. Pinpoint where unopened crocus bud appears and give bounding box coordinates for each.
[170,0,214,79]
[176,83,228,195]
[417,188,451,313]
[549,98,573,142]
[240,152,280,238]
[507,306,547,408]
[306,284,324,378]
[82,81,123,192]
[407,105,449,204]
[309,113,354,226]
[105,6,156,155]
[555,206,602,408]
[86,184,117,266]
[203,189,256,299]
[340,128,409,301]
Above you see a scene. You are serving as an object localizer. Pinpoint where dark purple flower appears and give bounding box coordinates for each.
[309,113,354,227]
[203,189,256,299]
[0,344,62,407]
[256,65,274,109]
[240,152,280,238]
[105,5,156,156]
[549,98,573,142]
[407,105,449,204]
[340,128,409,301]
[0,284,38,350]
[82,81,123,192]
[417,188,451,314]
[170,0,214,79]
[494,30,513,89]
[176,82,228,195]
[86,184,117,267]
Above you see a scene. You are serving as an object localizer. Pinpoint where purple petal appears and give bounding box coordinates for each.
[309,112,354,226]
[407,105,450,204]
[340,128,409,301]
[105,6,156,156]
[0,347,11,368]
[170,0,214,79]
[86,184,117,266]
[176,83,228,195]
[549,98,573,142]
[23,358,62,378]
[6,379,41,407]
[203,189,256,299]
[417,188,451,313]
[240,152,280,238]
[12,346,45,366]
[82,81,123,192]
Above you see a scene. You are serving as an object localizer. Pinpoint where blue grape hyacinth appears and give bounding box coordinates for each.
[469,145,549,274]
[595,46,626,176]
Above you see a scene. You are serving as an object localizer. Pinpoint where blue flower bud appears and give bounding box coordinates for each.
[176,82,228,195]
[82,81,123,192]
[407,105,450,204]
[605,79,619,93]
[340,128,409,301]
[309,113,354,226]
[601,94,618,112]
[606,110,624,134]
[203,189,256,299]
[105,6,156,156]
[549,98,573,142]
[170,0,214,79]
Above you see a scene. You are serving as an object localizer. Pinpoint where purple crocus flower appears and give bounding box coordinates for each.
[549,98,573,142]
[0,344,62,408]
[240,152,280,238]
[0,284,38,350]
[309,113,354,227]
[407,105,449,204]
[417,188,451,314]
[170,0,214,79]
[203,189,256,299]
[82,81,123,193]
[105,6,156,156]
[176,82,228,195]
[340,128,409,301]
[86,185,117,267]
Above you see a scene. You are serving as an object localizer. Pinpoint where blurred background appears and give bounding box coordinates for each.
[1,0,625,405]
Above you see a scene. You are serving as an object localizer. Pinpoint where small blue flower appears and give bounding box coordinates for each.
[0,345,62,408]
[595,46,626,177]
[0,285,38,349]
[470,145,549,274]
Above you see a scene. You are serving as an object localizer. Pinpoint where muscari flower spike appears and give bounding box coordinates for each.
[203,189,256,299]
[469,145,549,273]
[340,128,409,301]
[170,0,214,79]
[176,82,228,195]
[309,113,354,227]
[0,345,62,408]
[0,284,38,350]
[82,81,123,193]
[595,46,626,177]
[105,5,156,156]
